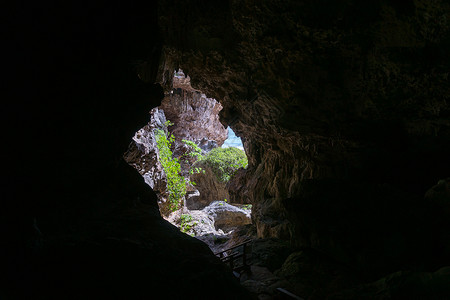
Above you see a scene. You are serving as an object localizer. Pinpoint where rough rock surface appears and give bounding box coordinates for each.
[187,162,230,210]
[171,201,251,234]
[124,107,172,214]
[167,201,252,253]
[157,0,450,276]
[161,71,227,158]
[203,201,252,232]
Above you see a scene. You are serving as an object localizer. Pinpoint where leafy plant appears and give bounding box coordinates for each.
[189,167,205,175]
[155,121,186,211]
[180,214,197,235]
[182,139,203,160]
[182,139,206,186]
[242,204,252,210]
[180,214,192,223]
[196,147,248,182]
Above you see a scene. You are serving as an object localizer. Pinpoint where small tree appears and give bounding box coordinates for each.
[196,147,248,182]
[181,139,205,185]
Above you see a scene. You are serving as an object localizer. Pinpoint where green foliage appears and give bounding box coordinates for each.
[182,139,203,160]
[242,204,252,211]
[164,120,174,127]
[155,124,186,211]
[189,167,204,175]
[182,139,206,187]
[197,147,248,182]
[180,214,197,235]
[180,213,192,224]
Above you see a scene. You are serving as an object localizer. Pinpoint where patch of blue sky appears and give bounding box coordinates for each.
[222,127,244,150]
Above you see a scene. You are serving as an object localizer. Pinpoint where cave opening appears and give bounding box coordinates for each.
[125,68,251,253]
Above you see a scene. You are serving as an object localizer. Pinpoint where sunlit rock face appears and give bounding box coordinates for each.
[156,0,450,276]
[187,161,230,210]
[124,107,170,210]
[161,70,227,156]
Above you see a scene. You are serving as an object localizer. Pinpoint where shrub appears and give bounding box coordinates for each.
[196,147,248,182]
[155,122,186,211]
[182,139,203,160]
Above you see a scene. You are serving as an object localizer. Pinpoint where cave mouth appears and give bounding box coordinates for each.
[125,68,251,252]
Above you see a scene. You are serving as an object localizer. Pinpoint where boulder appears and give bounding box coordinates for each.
[203,201,251,232]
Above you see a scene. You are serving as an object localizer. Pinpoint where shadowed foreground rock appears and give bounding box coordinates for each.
[4,161,249,299]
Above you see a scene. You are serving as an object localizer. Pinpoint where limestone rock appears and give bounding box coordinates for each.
[167,202,252,253]
[203,201,252,232]
[161,70,227,158]
[123,107,172,215]
[187,162,230,210]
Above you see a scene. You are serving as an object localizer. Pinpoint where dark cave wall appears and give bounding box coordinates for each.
[3,1,249,298]
[157,0,450,274]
